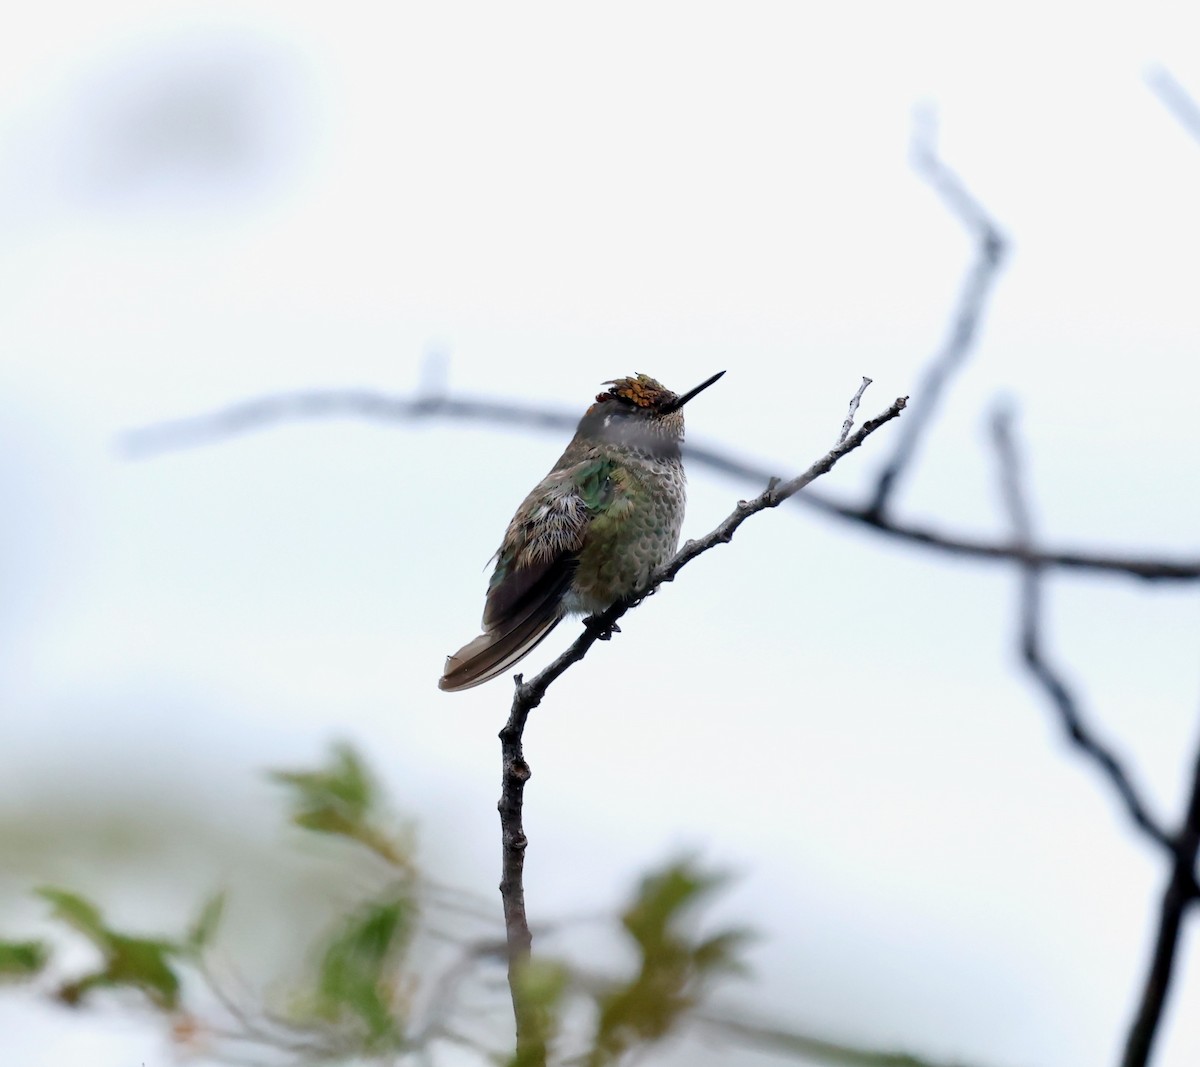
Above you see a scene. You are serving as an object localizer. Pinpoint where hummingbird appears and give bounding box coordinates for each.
[438,370,725,692]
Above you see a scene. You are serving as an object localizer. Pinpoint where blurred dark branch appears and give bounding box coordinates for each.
[991,405,1200,1067]
[1121,738,1200,1067]
[121,389,1200,583]
[496,389,907,1055]
[1146,66,1200,146]
[864,108,1008,520]
[803,495,1200,581]
[991,407,1174,852]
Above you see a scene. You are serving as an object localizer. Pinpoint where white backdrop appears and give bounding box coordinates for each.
[2,4,1200,1065]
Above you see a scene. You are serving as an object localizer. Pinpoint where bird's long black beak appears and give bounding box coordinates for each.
[664,370,725,414]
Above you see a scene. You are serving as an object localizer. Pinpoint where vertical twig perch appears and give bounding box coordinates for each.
[498,693,540,1061]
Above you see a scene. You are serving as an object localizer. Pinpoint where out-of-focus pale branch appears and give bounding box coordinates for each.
[838,376,874,445]
[119,389,582,456]
[120,386,1200,583]
[864,108,1008,520]
[1147,66,1200,146]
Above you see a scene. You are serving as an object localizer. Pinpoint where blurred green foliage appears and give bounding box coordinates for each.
[306,894,414,1048]
[0,743,964,1067]
[186,890,227,953]
[0,938,48,980]
[271,741,412,869]
[36,887,189,1009]
[588,863,750,1066]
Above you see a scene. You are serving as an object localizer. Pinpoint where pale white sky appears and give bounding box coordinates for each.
[3,3,1200,1066]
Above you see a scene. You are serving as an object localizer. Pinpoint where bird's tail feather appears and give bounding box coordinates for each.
[437,613,563,692]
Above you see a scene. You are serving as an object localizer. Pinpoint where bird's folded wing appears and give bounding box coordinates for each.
[438,461,612,692]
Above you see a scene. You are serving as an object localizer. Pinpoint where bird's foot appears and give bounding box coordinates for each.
[583,615,621,641]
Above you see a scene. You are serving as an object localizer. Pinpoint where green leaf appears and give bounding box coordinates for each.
[513,957,569,1009]
[0,939,49,980]
[107,934,182,1010]
[586,859,750,1067]
[621,861,724,955]
[272,744,414,869]
[36,888,111,946]
[693,929,754,975]
[504,957,570,1066]
[272,743,375,830]
[38,887,182,1011]
[187,891,227,952]
[310,894,415,1046]
[292,807,360,837]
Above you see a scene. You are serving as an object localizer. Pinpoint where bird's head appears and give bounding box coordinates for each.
[580,371,725,450]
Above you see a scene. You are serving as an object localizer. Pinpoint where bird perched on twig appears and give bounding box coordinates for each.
[438,371,725,692]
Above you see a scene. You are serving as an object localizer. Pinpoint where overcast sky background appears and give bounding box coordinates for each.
[3,4,1200,1066]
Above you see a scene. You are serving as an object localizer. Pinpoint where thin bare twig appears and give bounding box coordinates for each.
[407,938,508,1050]
[838,376,873,444]
[865,108,1007,520]
[197,954,341,1055]
[496,390,907,1055]
[515,393,905,714]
